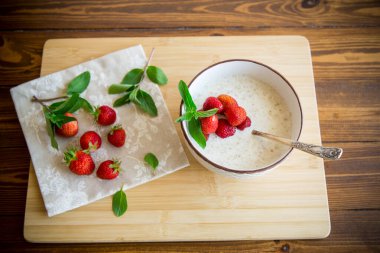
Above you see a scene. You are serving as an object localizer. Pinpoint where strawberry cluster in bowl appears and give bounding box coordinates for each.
[200,95,251,140]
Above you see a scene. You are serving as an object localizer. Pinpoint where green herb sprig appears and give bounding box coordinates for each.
[175,80,217,149]
[31,71,94,149]
[108,48,168,117]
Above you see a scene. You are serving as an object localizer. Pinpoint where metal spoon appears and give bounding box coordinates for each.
[252,129,343,160]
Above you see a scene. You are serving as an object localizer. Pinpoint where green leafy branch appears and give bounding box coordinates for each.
[175,80,217,149]
[31,71,94,149]
[108,48,168,117]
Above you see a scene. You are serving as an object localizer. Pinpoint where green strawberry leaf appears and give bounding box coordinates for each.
[80,98,94,113]
[133,89,158,117]
[146,66,168,85]
[67,98,83,113]
[108,84,135,94]
[144,153,159,171]
[49,101,65,110]
[188,118,206,149]
[113,92,132,107]
[53,93,80,114]
[178,80,196,112]
[67,71,91,95]
[129,87,140,104]
[175,111,194,122]
[43,108,58,150]
[121,68,144,84]
[194,108,218,119]
[112,187,128,217]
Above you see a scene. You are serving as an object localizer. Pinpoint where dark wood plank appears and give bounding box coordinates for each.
[1,27,380,85]
[1,210,380,251]
[1,0,380,30]
[0,88,27,148]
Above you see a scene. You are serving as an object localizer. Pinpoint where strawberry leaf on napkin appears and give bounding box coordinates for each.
[108,48,166,117]
[121,68,144,85]
[67,71,91,95]
[144,152,159,170]
[146,66,168,85]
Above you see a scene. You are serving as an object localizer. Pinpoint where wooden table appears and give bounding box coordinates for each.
[1,1,379,252]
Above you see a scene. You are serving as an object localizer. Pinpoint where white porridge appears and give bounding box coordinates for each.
[190,75,292,171]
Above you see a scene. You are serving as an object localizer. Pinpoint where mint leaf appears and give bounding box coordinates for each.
[194,108,218,119]
[133,89,158,117]
[113,92,131,107]
[67,71,90,95]
[53,93,80,114]
[43,108,58,149]
[129,87,140,104]
[188,118,206,149]
[144,153,159,170]
[57,115,76,125]
[68,98,83,113]
[178,80,196,112]
[112,187,127,217]
[48,113,76,128]
[80,98,94,113]
[121,68,144,84]
[49,101,65,110]
[108,84,135,94]
[146,66,168,85]
[175,112,194,122]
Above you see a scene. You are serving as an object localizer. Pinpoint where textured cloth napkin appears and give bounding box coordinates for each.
[10,45,189,217]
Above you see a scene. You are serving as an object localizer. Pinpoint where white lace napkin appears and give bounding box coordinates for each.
[10,45,189,217]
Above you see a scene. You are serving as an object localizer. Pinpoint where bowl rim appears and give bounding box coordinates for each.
[179,59,303,175]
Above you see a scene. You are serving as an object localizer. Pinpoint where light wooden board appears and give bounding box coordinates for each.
[24,36,330,242]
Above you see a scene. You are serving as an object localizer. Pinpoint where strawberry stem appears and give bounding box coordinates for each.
[31,96,52,112]
[137,48,155,86]
[31,95,69,103]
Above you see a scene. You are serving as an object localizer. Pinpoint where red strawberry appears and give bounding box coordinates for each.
[203,97,223,114]
[80,131,102,151]
[225,106,247,127]
[237,116,252,131]
[217,94,238,112]
[55,113,78,137]
[64,148,95,175]
[215,119,236,138]
[200,114,218,135]
[97,159,121,180]
[107,125,126,147]
[94,105,116,126]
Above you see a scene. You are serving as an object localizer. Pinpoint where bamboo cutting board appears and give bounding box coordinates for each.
[24,36,330,242]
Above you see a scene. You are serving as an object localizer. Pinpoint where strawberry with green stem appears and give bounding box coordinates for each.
[93,105,116,126]
[64,148,95,175]
[97,159,122,180]
[80,131,102,151]
[108,124,126,147]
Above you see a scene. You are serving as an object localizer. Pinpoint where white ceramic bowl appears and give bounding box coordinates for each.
[180,60,303,178]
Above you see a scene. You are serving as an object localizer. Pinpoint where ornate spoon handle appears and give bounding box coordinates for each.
[252,130,343,160]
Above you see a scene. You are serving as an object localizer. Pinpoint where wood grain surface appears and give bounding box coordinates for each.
[0,0,380,252]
